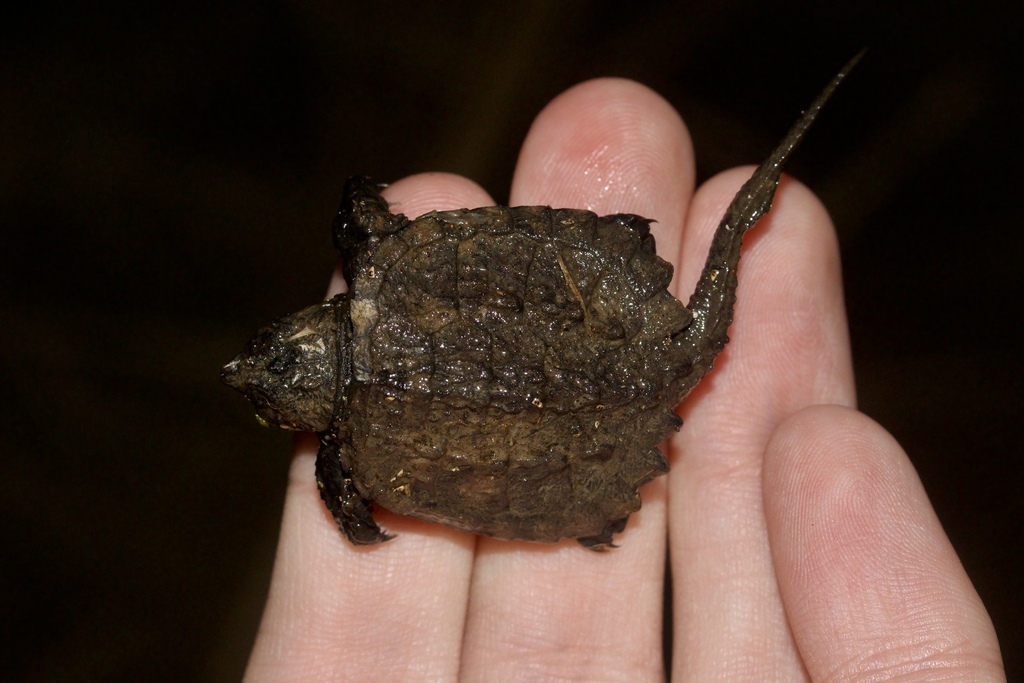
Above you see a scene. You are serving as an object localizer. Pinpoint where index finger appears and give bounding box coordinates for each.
[245,174,492,683]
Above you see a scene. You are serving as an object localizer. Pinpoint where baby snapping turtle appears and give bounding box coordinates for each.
[223,62,855,549]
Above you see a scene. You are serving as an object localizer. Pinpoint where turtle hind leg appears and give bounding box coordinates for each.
[315,441,392,545]
[576,516,629,551]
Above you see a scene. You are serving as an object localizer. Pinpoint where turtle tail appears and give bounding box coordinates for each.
[678,51,863,384]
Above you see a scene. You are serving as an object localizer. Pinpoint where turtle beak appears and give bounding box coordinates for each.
[221,356,245,392]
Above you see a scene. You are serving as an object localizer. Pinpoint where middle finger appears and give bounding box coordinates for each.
[459,78,695,682]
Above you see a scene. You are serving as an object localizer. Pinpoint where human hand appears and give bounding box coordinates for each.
[243,79,1005,682]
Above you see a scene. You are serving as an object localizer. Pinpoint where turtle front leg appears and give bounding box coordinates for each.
[315,440,392,545]
[332,175,409,254]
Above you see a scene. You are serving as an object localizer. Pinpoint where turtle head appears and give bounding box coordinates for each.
[222,296,350,432]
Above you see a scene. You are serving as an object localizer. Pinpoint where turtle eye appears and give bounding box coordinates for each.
[267,347,300,374]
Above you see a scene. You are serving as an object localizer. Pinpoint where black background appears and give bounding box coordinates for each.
[3,1,1021,680]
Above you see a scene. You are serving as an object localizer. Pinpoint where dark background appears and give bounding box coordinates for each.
[3,1,1020,680]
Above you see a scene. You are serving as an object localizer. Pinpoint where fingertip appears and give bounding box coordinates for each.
[679,168,838,294]
[511,77,694,258]
[764,404,943,569]
[763,404,907,540]
[674,168,854,424]
[381,172,494,216]
[764,405,1004,680]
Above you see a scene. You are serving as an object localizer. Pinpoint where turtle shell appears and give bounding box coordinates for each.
[338,202,691,544]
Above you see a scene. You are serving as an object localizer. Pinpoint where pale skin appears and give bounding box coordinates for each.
[243,79,1005,682]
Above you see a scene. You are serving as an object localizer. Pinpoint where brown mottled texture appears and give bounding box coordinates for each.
[223,58,857,548]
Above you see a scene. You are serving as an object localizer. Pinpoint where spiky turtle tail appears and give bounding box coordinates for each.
[677,51,863,385]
